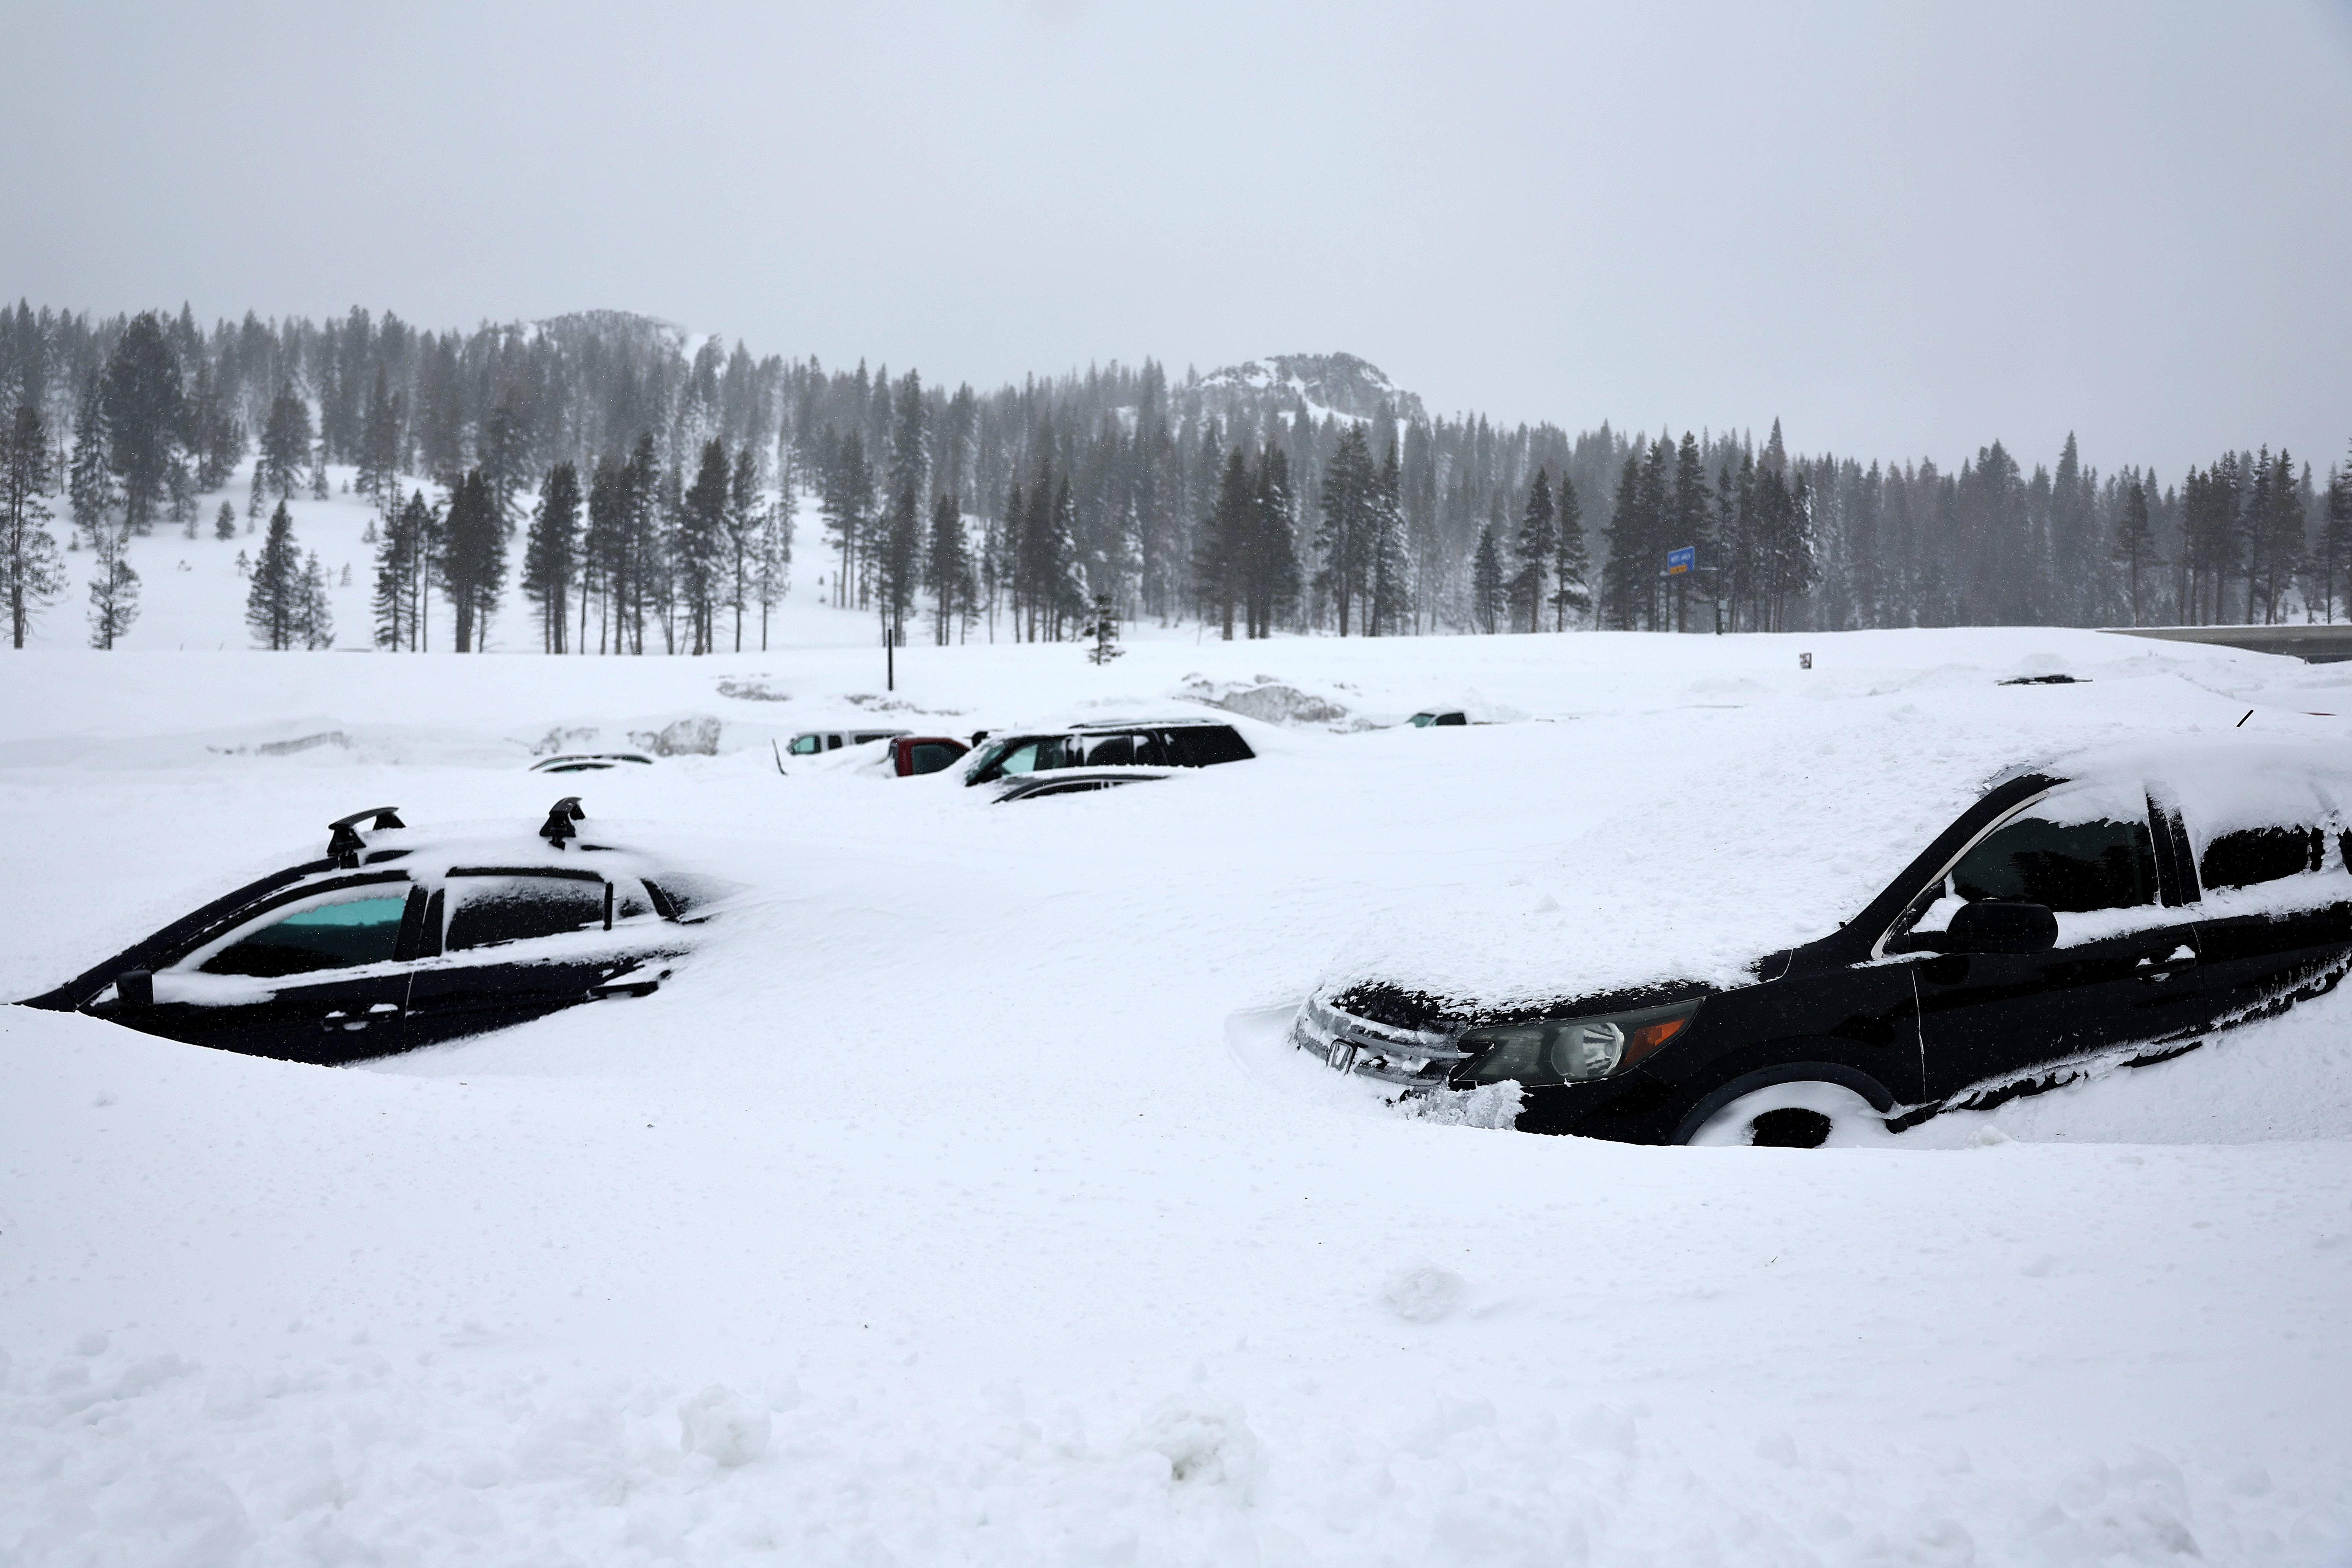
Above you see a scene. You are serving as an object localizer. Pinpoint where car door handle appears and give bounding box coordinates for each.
[2134,945,2198,984]
[323,1004,402,1032]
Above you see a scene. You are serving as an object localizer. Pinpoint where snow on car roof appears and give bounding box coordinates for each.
[1318,672,2343,1009]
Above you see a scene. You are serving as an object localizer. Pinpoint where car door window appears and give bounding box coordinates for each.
[191,889,409,978]
[1905,783,2158,946]
[2201,827,2327,890]
[908,743,959,774]
[789,735,822,755]
[612,879,656,922]
[445,875,608,951]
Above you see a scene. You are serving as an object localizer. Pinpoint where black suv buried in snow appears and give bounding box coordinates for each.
[20,800,708,1063]
[1295,739,2352,1145]
[960,719,1255,788]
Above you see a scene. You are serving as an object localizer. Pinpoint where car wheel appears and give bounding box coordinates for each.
[1681,1080,1889,1148]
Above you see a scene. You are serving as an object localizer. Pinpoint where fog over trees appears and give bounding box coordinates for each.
[3,299,2347,651]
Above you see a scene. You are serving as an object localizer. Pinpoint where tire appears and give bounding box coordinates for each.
[1679,1080,1893,1148]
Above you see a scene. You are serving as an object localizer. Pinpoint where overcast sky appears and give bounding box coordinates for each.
[5,0,2348,475]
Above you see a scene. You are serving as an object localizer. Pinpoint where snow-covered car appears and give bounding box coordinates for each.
[529,751,655,773]
[19,800,705,1064]
[1408,710,1468,727]
[990,768,1171,802]
[886,735,970,776]
[1296,737,2352,1146]
[786,727,910,755]
[960,719,1254,785]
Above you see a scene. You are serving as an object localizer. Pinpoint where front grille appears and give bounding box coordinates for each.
[1292,995,1470,1087]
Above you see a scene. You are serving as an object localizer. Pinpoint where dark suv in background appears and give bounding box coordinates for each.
[962,719,1255,785]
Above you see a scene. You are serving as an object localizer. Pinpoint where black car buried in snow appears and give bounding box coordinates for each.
[960,718,1256,786]
[20,800,706,1064]
[1295,738,2352,1146]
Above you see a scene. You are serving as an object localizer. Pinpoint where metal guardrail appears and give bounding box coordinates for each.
[2099,624,2352,664]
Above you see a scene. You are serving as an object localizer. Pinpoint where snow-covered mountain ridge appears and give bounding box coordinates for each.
[1196,351,1428,425]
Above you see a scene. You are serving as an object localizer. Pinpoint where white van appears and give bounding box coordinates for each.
[785,728,911,755]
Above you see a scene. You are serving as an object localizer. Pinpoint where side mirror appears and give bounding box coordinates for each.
[116,969,155,1009]
[1945,900,2057,955]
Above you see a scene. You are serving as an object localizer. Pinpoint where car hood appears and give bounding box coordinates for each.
[1312,672,2308,1013]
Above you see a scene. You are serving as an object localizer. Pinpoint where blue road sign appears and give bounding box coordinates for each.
[1666,546,1694,575]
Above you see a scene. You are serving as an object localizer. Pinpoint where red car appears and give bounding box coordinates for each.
[888,736,970,777]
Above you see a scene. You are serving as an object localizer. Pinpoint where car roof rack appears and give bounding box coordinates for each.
[327,806,405,867]
[539,795,587,849]
[1068,717,1228,732]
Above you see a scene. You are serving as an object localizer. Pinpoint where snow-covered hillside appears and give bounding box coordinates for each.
[4,625,2350,1565]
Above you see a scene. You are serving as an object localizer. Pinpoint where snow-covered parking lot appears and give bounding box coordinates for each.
[5,616,2350,1566]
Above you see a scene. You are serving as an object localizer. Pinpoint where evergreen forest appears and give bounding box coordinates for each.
[3,300,2347,652]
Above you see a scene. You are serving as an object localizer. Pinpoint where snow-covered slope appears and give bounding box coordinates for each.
[4,626,2349,1564]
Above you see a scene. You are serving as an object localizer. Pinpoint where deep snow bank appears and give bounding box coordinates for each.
[5,626,2352,1565]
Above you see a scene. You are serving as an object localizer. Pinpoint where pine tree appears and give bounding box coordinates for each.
[1081,592,1123,664]
[1367,436,1409,636]
[258,388,312,501]
[68,377,114,545]
[1722,456,1756,631]
[820,429,872,608]
[373,489,432,651]
[675,438,731,654]
[4,402,66,647]
[97,312,185,535]
[214,500,237,541]
[1313,425,1377,634]
[925,490,973,646]
[187,360,242,492]
[1246,445,1301,639]
[296,550,334,649]
[2319,455,2352,625]
[1193,448,1252,641]
[754,488,795,652]
[1668,433,1709,632]
[583,459,626,655]
[726,445,759,651]
[2255,448,2302,623]
[1600,453,1646,628]
[2110,475,2160,626]
[522,461,581,653]
[1551,474,1590,630]
[85,522,139,648]
[356,366,403,506]
[619,434,662,653]
[1511,470,1557,633]
[1471,523,1505,634]
[439,468,506,653]
[890,370,928,505]
[247,500,302,650]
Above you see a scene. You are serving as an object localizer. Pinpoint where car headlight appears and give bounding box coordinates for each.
[1457,998,1704,1087]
